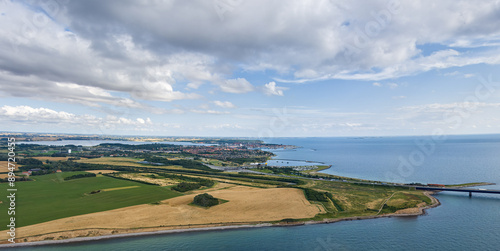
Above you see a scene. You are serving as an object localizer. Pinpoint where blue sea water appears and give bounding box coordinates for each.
[12,135,500,250]
[265,135,500,185]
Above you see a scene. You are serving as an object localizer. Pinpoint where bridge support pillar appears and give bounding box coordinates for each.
[469,192,472,197]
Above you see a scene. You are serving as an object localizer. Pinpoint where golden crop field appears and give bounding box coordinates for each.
[0,161,17,172]
[76,157,146,167]
[85,170,119,174]
[15,186,320,240]
[31,157,71,161]
[117,173,180,186]
[76,157,182,169]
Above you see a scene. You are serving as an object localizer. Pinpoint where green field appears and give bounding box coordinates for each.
[303,179,431,219]
[0,172,182,229]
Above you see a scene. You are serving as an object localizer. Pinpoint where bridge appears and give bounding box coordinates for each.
[414,186,500,197]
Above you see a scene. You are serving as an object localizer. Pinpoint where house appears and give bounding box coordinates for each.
[56,170,62,173]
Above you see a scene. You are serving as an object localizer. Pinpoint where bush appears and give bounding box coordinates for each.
[17,158,44,170]
[157,173,215,187]
[193,193,219,207]
[325,193,345,211]
[16,158,43,166]
[172,182,202,192]
[303,188,329,202]
[64,173,96,181]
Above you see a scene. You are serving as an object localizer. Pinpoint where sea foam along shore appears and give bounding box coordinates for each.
[0,192,440,248]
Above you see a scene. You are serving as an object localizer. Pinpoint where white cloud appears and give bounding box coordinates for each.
[136,118,151,124]
[3,1,500,138]
[388,83,399,89]
[444,71,460,77]
[2,0,500,104]
[132,81,201,102]
[392,96,407,99]
[0,105,76,122]
[287,48,500,82]
[190,109,229,115]
[443,71,476,79]
[261,82,288,96]
[370,82,399,89]
[202,124,243,130]
[0,105,153,129]
[213,101,236,108]
[384,101,500,134]
[399,102,500,112]
[0,2,205,109]
[218,78,255,93]
[199,103,211,110]
[186,82,204,89]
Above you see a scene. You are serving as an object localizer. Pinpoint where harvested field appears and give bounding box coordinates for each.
[76,157,181,169]
[14,186,320,239]
[207,177,275,188]
[101,186,139,192]
[0,173,21,179]
[76,157,147,167]
[32,157,71,161]
[170,173,276,188]
[85,170,118,174]
[0,161,17,172]
[118,173,179,186]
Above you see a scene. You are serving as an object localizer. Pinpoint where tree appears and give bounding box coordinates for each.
[192,193,219,207]
[172,182,202,192]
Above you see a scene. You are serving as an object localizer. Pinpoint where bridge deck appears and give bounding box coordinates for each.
[415,187,500,194]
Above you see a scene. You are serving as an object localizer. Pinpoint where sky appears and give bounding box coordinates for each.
[1,0,500,137]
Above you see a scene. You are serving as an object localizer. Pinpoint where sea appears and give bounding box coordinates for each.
[13,135,500,250]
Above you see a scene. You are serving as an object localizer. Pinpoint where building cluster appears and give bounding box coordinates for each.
[183,146,272,161]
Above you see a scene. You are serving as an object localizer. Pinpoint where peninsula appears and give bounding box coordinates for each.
[0,133,490,246]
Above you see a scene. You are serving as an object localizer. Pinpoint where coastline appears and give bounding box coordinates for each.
[0,192,441,248]
[303,191,441,224]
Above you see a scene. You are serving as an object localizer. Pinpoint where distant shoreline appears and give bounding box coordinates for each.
[0,192,440,248]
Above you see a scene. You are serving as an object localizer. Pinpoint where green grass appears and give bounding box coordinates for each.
[302,180,430,217]
[0,172,182,229]
[202,159,230,167]
[248,168,273,174]
[301,165,331,174]
[379,192,422,214]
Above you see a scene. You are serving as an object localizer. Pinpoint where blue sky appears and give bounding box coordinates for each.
[1,0,500,137]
